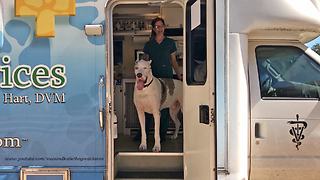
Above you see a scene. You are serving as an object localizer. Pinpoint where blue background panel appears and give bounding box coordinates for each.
[0,1,106,168]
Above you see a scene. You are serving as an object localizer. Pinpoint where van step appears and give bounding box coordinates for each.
[115,171,183,179]
[114,152,183,179]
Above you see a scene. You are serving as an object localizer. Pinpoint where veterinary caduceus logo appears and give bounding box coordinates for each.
[15,0,76,38]
[287,114,308,151]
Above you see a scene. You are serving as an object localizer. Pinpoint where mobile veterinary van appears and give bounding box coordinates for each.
[1,0,320,180]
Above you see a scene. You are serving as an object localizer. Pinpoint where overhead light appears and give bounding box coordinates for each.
[148,1,161,6]
[148,0,173,6]
[84,24,103,36]
[161,0,173,3]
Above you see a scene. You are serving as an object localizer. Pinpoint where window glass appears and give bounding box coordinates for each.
[186,0,207,85]
[256,46,320,99]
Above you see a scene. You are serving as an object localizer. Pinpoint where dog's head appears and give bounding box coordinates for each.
[134,59,152,90]
[194,60,207,82]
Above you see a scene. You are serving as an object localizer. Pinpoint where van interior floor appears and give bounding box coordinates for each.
[114,133,183,153]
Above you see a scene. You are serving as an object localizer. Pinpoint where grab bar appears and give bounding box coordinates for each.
[99,75,105,131]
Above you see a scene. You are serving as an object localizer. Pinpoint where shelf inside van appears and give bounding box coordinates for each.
[114,30,151,36]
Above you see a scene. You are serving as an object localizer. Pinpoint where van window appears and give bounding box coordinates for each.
[186,0,207,85]
[256,46,320,99]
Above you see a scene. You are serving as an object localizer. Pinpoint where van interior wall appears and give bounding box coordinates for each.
[113,35,145,135]
[114,35,144,132]
[123,35,145,78]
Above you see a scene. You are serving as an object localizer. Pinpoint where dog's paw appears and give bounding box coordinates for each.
[171,134,178,140]
[139,143,147,151]
[152,144,161,153]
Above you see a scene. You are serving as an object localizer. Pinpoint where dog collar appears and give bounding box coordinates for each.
[143,78,153,88]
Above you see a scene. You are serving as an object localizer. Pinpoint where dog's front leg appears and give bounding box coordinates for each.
[137,110,147,151]
[152,111,161,152]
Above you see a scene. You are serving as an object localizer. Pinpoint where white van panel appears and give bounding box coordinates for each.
[226,33,249,180]
[229,0,320,36]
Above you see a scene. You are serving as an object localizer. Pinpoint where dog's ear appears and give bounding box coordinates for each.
[148,60,152,65]
[195,60,205,65]
[135,59,139,64]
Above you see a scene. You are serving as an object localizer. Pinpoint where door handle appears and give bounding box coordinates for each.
[99,75,105,131]
[254,122,266,139]
[199,105,209,124]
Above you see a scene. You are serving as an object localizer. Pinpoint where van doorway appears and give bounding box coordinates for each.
[106,1,184,179]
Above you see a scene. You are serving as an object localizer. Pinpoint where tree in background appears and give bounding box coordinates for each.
[312,43,320,55]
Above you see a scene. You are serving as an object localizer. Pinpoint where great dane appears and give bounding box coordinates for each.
[133,60,183,152]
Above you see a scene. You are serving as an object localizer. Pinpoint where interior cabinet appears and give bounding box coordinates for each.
[161,7,183,28]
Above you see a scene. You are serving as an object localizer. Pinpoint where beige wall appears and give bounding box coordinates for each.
[115,35,147,79]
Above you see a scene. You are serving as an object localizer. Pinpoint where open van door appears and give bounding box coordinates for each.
[184,0,217,179]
